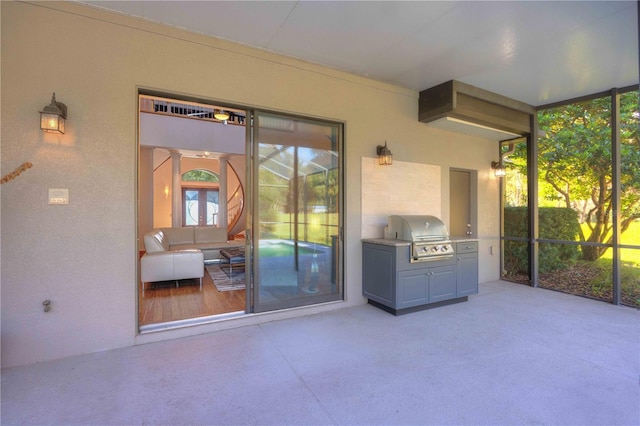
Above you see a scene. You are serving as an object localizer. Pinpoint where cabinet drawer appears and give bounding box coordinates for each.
[456,241,478,253]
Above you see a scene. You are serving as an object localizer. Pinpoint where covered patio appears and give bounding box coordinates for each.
[2,281,637,425]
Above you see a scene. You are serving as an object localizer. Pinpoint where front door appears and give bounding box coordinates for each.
[183,188,219,226]
[249,111,343,312]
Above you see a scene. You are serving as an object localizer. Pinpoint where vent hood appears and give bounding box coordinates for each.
[419,80,536,141]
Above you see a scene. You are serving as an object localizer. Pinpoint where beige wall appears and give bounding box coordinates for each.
[1,1,501,368]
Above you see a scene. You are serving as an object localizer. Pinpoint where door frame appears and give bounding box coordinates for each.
[449,168,478,238]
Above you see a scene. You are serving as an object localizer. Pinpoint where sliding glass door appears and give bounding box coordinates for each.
[250,112,342,312]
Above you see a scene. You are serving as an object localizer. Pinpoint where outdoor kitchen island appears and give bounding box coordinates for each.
[362,238,478,315]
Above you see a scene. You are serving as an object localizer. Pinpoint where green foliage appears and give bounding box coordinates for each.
[303,169,339,213]
[588,258,640,307]
[508,90,639,261]
[182,169,219,182]
[504,207,581,273]
[258,169,288,237]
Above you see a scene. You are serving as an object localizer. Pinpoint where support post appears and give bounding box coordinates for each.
[171,151,182,227]
[528,114,539,287]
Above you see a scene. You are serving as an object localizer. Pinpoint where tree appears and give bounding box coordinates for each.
[531,91,640,261]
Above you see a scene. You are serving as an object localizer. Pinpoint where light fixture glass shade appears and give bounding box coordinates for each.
[40,113,65,133]
[376,142,393,165]
[491,161,506,177]
[214,109,230,121]
[39,93,67,133]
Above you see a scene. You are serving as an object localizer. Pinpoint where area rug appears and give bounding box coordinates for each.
[206,265,245,292]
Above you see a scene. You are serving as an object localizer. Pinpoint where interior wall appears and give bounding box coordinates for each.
[1,1,501,368]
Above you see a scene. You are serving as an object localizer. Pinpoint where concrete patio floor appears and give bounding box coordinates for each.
[2,281,639,425]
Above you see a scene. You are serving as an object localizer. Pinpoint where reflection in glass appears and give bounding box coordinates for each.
[255,113,341,311]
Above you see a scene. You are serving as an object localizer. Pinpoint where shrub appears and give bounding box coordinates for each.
[504,207,580,274]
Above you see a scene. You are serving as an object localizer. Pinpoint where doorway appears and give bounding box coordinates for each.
[449,168,477,238]
[138,94,248,329]
[183,188,219,226]
[138,94,344,329]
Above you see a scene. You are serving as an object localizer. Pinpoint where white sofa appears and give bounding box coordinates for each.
[145,227,244,261]
[140,227,244,294]
[140,249,204,294]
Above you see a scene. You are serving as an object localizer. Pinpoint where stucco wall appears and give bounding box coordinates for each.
[1,1,500,368]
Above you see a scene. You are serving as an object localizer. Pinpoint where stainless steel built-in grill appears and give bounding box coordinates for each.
[384,215,454,262]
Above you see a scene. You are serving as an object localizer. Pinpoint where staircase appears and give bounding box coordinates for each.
[227,183,245,237]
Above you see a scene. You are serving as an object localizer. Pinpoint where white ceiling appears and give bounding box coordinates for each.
[82,1,638,106]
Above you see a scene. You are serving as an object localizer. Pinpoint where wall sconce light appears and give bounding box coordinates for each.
[376,141,393,166]
[214,109,230,121]
[491,161,506,177]
[40,92,67,134]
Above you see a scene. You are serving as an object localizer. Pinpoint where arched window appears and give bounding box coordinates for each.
[182,169,219,182]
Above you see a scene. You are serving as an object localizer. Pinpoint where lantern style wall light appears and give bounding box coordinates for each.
[491,160,506,177]
[40,92,67,134]
[376,141,393,166]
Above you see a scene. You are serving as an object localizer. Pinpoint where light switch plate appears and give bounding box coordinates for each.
[49,188,69,205]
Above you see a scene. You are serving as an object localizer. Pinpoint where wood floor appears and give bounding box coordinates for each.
[139,267,246,326]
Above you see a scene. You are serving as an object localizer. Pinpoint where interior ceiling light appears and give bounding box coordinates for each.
[214,109,230,121]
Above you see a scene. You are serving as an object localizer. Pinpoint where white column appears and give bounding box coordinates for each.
[219,156,228,231]
[171,151,182,227]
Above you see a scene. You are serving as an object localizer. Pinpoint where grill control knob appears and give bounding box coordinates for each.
[431,246,439,252]
[441,246,449,252]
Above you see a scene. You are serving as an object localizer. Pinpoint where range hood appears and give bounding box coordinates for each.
[419,80,536,141]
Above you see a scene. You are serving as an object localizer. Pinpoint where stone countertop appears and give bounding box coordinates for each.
[362,238,412,247]
[363,238,478,246]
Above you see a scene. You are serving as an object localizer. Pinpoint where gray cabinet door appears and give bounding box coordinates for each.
[398,269,429,308]
[429,265,456,302]
[456,252,478,296]
[362,243,396,305]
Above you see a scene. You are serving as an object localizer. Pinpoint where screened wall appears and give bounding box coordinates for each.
[501,87,639,308]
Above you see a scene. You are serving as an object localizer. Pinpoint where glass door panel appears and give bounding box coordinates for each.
[183,188,219,226]
[252,112,342,312]
[184,189,200,226]
[206,190,219,225]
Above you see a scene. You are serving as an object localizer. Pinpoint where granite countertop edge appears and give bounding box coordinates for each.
[363,237,479,246]
[362,238,412,247]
